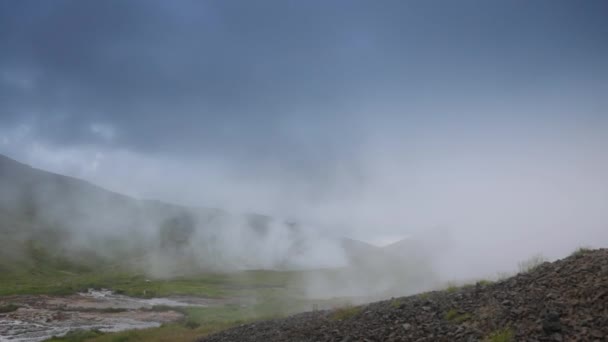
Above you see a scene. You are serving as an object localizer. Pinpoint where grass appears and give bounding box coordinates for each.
[0,234,295,298]
[390,298,404,308]
[476,279,494,286]
[0,231,542,342]
[0,263,299,298]
[444,308,472,323]
[78,322,240,342]
[517,254,546,274]
[0,271,224,297]
[0,248,311,342]
[484,328,514,342]
[40,304,274,342]
[46,330,104,342]
[0,241,360,342]
[64,303,299,342]
[418,292,431,299]
[17,266,341,342]
[445,281,460,293]
[40,290,302,342]
[442,279,492,293]
[330,305,361,320]
[571,246,592,257]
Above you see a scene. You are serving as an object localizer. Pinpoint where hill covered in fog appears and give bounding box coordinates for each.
[0,154,349,273]
[0,155,432,276]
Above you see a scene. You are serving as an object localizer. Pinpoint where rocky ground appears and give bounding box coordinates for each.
[199,249,608,342]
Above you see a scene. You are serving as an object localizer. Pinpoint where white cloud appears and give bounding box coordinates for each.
[1,116,607,282]
[90,123,116,141]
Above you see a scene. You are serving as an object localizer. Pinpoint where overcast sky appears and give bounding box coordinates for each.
[1,0,607,272]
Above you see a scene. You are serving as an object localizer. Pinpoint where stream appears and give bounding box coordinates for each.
[0,289,228,342]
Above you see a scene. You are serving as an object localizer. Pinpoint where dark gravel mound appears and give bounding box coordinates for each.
[199,249,608,341]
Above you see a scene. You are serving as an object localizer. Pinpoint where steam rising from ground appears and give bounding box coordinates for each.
[1,113,608,300]
[1,0,607,307]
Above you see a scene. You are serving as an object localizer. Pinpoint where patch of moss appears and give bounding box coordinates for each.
[444,308,471,323]
[485,328,514,342]
[418,292,431,299]
[445,282,460,293]
[571,246,592,257]
[476,279,494,286]
[390,298,404,308]
[0,303,19,313]
[330,305,361,321]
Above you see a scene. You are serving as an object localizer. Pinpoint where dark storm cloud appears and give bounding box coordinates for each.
[0,0,607,162]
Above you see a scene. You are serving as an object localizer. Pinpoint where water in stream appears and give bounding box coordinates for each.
[0,289,222,342]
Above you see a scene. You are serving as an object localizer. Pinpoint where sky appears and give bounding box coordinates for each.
[1,0,608,276]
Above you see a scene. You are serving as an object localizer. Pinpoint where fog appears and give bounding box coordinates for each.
[1,0,607,302]
[2,107,607,295]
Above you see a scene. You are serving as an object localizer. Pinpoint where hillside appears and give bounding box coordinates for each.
[199,249,608,341]
[1,154,425,278]
[0,155,444,341]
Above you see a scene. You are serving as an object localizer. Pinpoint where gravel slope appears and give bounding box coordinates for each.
[199,249,608,341]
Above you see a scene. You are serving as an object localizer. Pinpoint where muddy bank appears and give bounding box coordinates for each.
[0,289,232,342]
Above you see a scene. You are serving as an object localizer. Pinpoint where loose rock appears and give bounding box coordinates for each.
[199,249,608,342]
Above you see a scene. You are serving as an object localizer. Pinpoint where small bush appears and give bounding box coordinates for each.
[418,292,431,299]
[390,298,403,308]
[485,328,514,342]
[517,254,546,274]
[0,303,19,313]
[571,246,592,257]
[445,282,460,293]
[476,279,494,286]
[330,305,361,320]
[444,308,471,323]
[184,320,201,329]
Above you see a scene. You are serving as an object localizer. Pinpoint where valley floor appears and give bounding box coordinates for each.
[4,248,606,341]
[0,289,243,341]
[0,269,356,342]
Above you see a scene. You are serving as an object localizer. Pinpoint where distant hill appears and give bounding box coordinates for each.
[0,154,373,274]
[0,154,444,301]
